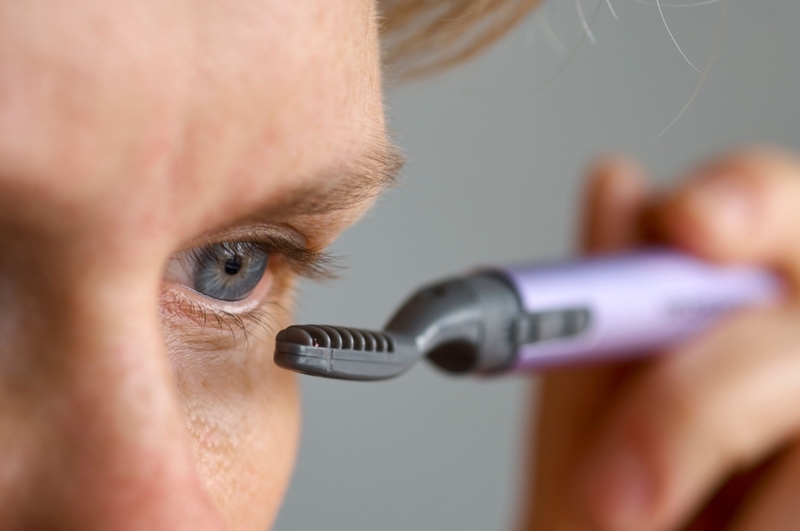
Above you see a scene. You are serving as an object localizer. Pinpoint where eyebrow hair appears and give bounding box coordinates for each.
[268,131,406,217]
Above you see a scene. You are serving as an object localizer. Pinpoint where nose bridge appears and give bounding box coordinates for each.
[0,239,223,529]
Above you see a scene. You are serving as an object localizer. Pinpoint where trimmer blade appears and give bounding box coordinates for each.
[274,325,421,381]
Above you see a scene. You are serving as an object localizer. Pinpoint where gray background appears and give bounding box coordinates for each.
[275,1,800,530]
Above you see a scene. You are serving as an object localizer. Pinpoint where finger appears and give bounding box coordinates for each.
[524,156,652,529]
[680,452,780,531]
[581,154,651,254]
[574,305,800,531]
[527,364,639,529]
[654,146,800,285]
[731,443,800,531]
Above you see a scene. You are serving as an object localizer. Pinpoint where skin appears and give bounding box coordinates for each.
[0,0,397,529]
[524,148,800,531]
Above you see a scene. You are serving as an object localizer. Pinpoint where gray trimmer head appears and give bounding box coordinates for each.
[273,326,420,381]
[273,274,522,381]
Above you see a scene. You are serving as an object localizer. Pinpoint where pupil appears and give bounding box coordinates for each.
[224,255,243,275]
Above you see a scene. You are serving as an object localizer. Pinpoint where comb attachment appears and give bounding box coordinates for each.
[276,325,396,353]
[274,325,418,381]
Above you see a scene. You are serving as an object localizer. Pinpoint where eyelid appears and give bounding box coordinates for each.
[251,236,340,280]
[160,284,279,345]
[179,223,341,280]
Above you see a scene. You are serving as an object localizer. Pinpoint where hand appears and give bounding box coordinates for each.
[522,147,800,531]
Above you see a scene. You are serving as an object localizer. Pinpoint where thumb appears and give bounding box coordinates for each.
[655,146,800,287]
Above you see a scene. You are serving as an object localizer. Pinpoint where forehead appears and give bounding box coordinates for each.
[0,0,385,248]
[176,1,387,234]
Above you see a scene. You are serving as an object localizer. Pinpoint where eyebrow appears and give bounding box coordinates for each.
[266,131,406,218]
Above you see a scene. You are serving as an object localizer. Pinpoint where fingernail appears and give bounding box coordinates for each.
[681,177,754,236]
[579,443,653,530]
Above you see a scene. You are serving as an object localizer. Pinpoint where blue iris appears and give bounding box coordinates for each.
[192,243,269,301]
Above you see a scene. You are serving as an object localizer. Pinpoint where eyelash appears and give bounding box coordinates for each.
[173,233,341,344]
[177,295,286,348]
[184,237,339,281]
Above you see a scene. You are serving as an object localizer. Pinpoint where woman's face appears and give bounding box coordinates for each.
[0,0,396,528]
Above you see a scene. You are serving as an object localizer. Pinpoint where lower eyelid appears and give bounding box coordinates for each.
[161,274,294,351]
[167,269,275,313]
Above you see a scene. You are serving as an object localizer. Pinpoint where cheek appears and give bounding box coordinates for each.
[164,297,301,530]
[184,358,299,531]
[180,347,300,531]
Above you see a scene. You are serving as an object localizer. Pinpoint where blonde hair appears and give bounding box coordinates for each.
[380,0,544,79]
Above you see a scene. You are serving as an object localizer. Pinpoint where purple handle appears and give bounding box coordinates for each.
[498,250,783,370]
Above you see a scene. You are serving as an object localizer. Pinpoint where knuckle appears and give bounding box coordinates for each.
[639,344,756,467]
[647,308,800,468]
[647,377,752,475]
[701,144,800,179]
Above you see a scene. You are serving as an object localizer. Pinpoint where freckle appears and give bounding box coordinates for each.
[202,379,211,390]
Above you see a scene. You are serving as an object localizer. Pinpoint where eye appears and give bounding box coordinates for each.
[166,242,270,302]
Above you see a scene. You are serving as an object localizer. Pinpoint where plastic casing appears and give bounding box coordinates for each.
[498,250,783,370]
